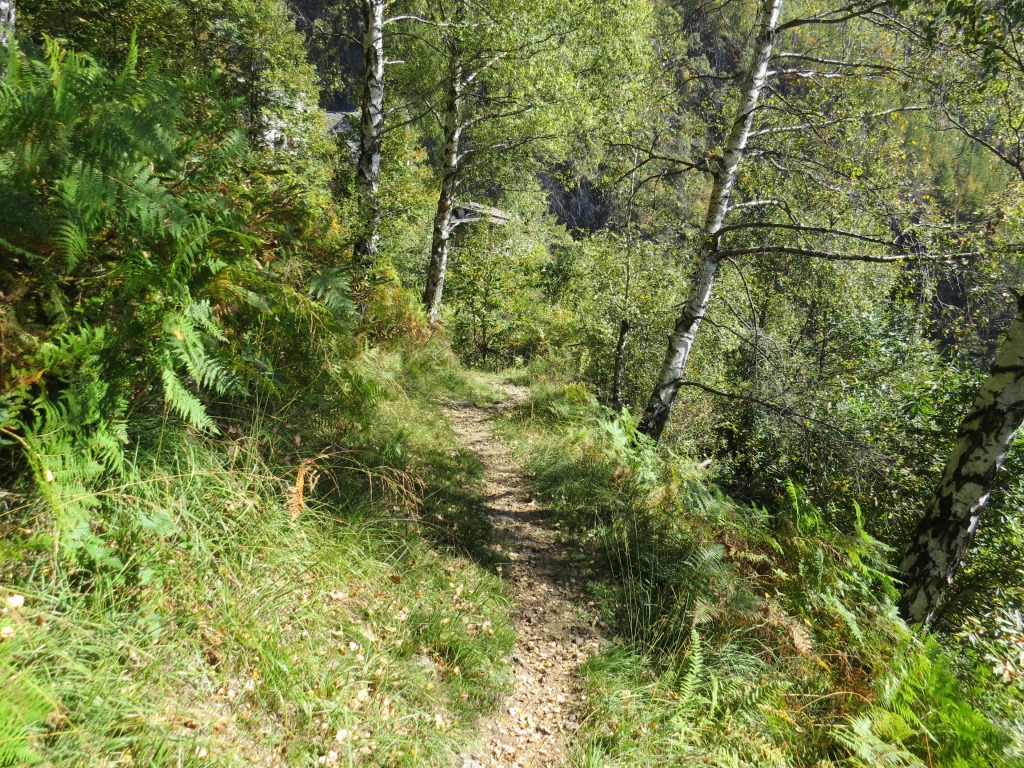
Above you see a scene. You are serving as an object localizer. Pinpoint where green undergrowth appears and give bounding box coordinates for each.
[496,380,1024,768]
[0,344,513,767]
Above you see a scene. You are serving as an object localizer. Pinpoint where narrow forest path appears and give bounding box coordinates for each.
[446,382,603,768]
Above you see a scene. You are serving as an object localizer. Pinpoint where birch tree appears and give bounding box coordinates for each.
[899,295,1024,623]
[292,0,419,280]
[1,0,13,48]
[417,0,655,324]
[637,0,784,440]
[633,0,991,443]
[418,0,557,324]
[353,0,386,272]
[891,0,1024,623]
[422,22,466,324]
[352,0,425,274]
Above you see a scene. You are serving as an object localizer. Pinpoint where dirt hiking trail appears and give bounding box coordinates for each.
[446,382,604,768]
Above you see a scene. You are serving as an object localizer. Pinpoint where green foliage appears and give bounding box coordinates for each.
[19,0,329,146]
[0,345,513,767]
[446,192,571,368]
[0,32,357,539]
[499,382,1024,767]
[0,639,49,767]
[5,0,1024,765]
[549,231,684,406]
[503,0,1024,657]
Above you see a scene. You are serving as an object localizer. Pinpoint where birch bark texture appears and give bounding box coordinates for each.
[423,50,464,325]
[354,0,386,272]
[637,0,784,441]
[899,295,1024,624]
[0,0,13,48]
[612,318,630,412]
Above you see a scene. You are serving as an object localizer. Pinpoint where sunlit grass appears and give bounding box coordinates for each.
[0,348,513,767]
[496,379,1024,768]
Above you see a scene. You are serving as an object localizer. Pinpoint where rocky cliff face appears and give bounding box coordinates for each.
[1,0,14,48]
[287,0,362,111]
[542,174,614,235]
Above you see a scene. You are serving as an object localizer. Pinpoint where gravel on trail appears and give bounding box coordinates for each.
[447,384,604,768]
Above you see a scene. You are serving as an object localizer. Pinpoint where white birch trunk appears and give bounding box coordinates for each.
[637,0,784,441]
[354,0,385,271]
[1,0,14,48]
[423,53,464,325]
[612,318,630,412]
[899,296,1024,624]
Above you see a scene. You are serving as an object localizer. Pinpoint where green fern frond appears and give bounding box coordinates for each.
[56,219,90,269]
[161,367,216,433]
[0,644,50,768]
[676,628,704,706]
[309,268,355,317]
[833,714,927,768]
[163,305,243,397]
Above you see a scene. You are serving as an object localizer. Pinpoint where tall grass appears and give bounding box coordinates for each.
[498,380,1023,768]
[1,344,513,767]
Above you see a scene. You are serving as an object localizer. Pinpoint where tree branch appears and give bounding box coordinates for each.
[675,380,873,446]
[726,199,789,214]
[716,222,896,247]
[774,52,901,71]
[464,103,535,130]
[748,106,925,139]
[383,14,459,27]
[776,1,886,32]
[714,245,1002,262]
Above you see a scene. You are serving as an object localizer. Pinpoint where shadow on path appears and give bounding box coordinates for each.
[447,382,603,768]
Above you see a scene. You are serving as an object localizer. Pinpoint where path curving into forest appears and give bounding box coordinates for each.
[447,383,603,768]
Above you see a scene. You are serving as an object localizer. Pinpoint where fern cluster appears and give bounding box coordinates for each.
[0,37,354,559]
[0,638,50,767]
[503,384,1024,767]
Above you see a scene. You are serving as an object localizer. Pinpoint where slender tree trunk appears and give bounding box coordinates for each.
[612,155,638,414]
[612,318,630,412]
[1,0,15,48]
[423,53,464,324]
[899,296,1024,624]
[353,0,385,275]
[637,0,784,441]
